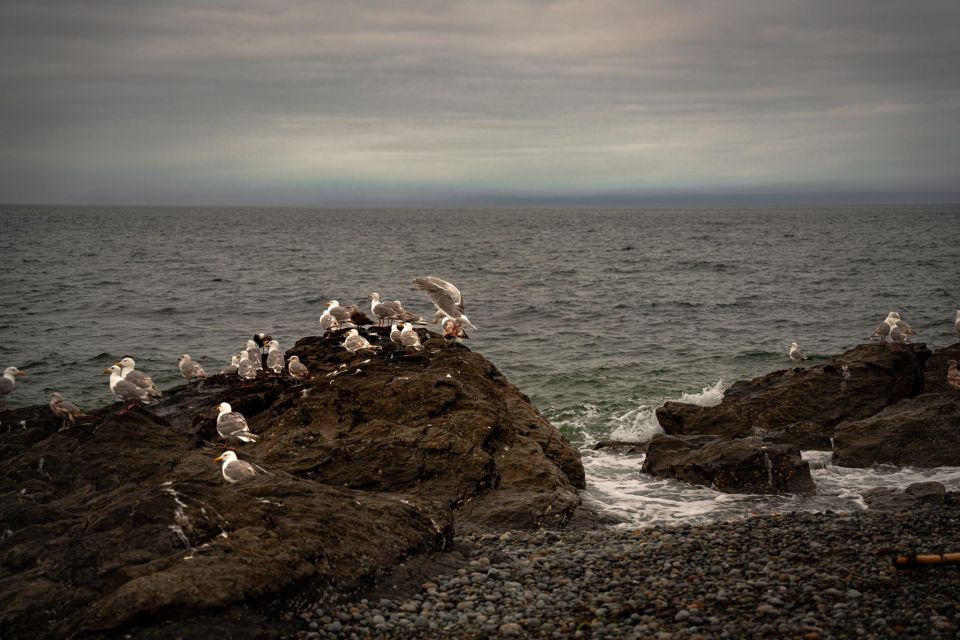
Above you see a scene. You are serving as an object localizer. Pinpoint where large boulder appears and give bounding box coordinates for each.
[862,482,946,512]
[656,344,931,444]
[831,393,960,468]
[0,328,584,639]
[640,434,815,494]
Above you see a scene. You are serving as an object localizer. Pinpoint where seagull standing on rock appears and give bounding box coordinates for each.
[49,392,92,429]
[401,323,423,353]
[343,329,381,361]
[105,364,154,414]
[288,355,309,380]
[117,357,162,398]
[237,351,258,381]
[216,402,259,444]
[245,340,264,372]
[213,451,257,484]
[220,355,240,375]
[369,293,400,326]
[319,307,340,332]
[266,340,285,374]
[0,366,26,404]
[178,354,206,382]
[788,342,808,362]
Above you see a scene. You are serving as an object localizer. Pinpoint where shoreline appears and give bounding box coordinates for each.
[290,504,960,639]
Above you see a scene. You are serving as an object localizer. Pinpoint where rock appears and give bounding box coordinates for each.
[640,434,815,494]
[592,440,647,454]
[0,328,584,639]
[862,482,946,512]
[656,344,930,442]
[831,393,960,467]
[924,344,960,394]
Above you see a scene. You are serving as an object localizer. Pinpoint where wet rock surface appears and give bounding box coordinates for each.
[656,343,931,442]
[0,328,583,639]
[831,392,960,468]
[863,482,947,512]
[640,434,815,494]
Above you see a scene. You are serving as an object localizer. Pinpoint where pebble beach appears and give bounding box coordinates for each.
[298,500,960,639]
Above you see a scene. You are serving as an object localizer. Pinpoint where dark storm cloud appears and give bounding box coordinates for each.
[1,0,958,204]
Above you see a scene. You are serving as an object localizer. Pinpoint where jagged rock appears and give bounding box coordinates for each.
[0,328,584,639]
[831,393,960,467]
[592,440,648,454]
[640,434,815,494]
[862,482,946,512]
[656,343,931,443]
[924,343,960,394]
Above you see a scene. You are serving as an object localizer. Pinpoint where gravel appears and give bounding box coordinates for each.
[293,504,960,638]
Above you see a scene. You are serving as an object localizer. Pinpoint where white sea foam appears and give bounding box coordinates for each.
[676,379,727,407]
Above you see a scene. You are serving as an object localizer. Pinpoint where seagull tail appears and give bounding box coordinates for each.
[239,433,259,443]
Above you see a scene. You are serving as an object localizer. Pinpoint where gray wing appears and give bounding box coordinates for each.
[412,277,464,317]
[289,361,309,378]
[59,399,85,416]
[247,348,263,370]
[218,412,256,441]
[220,364,238,375]
[320,313,339,330]
[114,379,150,402]
[401,331,422,349]
[870,322,890,338]
[895,319,917,335]
[0,378,13,396]
[330,306,352,322]
[224,459,257,483]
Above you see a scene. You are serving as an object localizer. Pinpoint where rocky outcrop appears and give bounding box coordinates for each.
[640,434,815,494]
[831,393,960,467]
[656,344,931,445]
[862,481,946,512]
[0,327,584,639]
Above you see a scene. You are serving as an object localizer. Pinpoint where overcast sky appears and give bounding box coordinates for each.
[2,0,958,205]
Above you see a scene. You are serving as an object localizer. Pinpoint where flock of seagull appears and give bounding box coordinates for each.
[3,294,960,483]
[0,276,476,484]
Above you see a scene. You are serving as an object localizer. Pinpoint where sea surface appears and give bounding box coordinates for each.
[2,205,959,524]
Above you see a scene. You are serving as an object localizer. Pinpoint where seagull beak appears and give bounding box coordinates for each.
[213,455,223,462]
[103,368,112,374]
[16,371,27,377]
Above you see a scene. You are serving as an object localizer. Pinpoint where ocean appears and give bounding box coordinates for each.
[2,205,959,524]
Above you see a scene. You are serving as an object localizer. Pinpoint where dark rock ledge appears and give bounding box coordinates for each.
[645,342,960,492]
[0,327,584,639]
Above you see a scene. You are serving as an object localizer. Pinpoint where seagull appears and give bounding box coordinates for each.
[401,323,423,353]
[390,322,404,346]
[288,355,309,380]
[216,402,259,444]
[343,329,381,360]
[237,351,258,381]
[392,300,426,324]
[265,340,285,374]
[369,292,400,326]
[947,360,960,392]
[437,311,470,346]
[0,366,26,403]
[117,357,162,398]
[220,354,240,375]
[869,313,894,342]
[411,276,476,329]
[178,354,207,381]
[105,364,153,413]
[319,307,340,332]
[890,323,910,345]
[245,340,264,372]
[788,342,808,362]
[213,450,257,484]
[49,392,92,429]
[889,312,917,337]
[326,300,354,324]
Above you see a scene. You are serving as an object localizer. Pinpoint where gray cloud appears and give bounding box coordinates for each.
[1,0,958,204]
